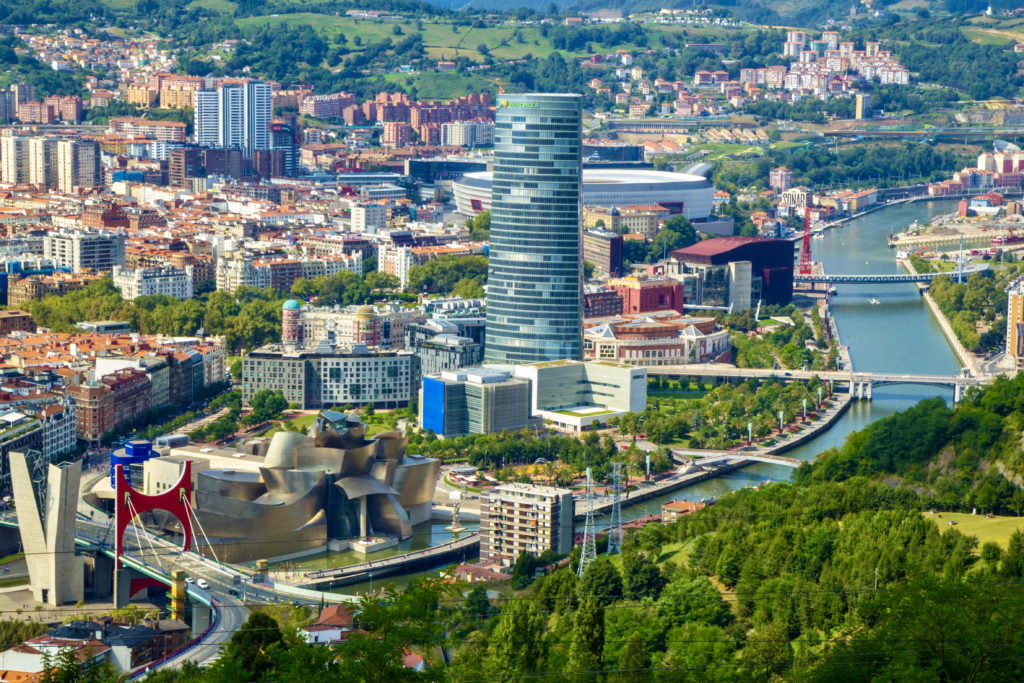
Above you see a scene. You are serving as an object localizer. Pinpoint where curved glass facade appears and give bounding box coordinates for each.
[485,93,583,364]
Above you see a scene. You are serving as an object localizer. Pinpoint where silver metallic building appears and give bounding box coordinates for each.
[485,93,584,364]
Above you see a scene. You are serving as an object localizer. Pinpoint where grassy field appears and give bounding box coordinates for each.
[927,511,1024,549]
[382,71,501,100]
[233,15,741,63]
[187,0,238,12]
[608,539,692,571]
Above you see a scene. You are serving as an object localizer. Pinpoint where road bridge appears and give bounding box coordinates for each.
[647,364,987,402]
[793,264,988,285]
[679,452,802,468]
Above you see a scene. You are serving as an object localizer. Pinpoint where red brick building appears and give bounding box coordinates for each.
[66,368,151,443]
[0,310,33,335]
[607,275,685,315]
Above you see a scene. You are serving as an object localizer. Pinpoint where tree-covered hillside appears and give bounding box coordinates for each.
[796,374,1024,514]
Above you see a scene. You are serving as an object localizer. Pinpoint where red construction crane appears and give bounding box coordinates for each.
[799,206,813,275]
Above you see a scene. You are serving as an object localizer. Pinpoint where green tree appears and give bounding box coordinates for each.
[621,551,667,601]
[579,556,623,606]
[565,597,605,680]
[486,600,546,680]
[209,612,283,681]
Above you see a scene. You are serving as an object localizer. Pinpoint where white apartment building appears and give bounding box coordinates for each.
[39,401,76,461]
[193,80,272,154]
[480,483,574,567]
[215,253,361,292]
[351,204,387,234]
[441,121,495,148]
[28,136,59,189]
[43,229,126,272]
[112,265,194,301]
[378,245,415,287]
[193,89,219,147]
[0,134,29,184]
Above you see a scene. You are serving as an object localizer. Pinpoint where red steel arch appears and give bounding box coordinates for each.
[114,461,193,569]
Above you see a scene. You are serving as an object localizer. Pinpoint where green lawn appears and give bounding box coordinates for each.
[0,576,28,589]
[187,0,238,12]
[236,15,664,62]
[609,539,692,570]
[929,511,1024,549]
[0,552,24,565]
[382,72,501,100]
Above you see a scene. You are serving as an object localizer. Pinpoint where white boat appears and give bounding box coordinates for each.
[896,250,908,260]
[868,298,881,305]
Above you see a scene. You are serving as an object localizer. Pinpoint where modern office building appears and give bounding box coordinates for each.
[667,236,794,308]
[415,334,483,376]
[420,367,531,438]
[513,359,647,433]
[480,483,574,567]
[485,93,584,364]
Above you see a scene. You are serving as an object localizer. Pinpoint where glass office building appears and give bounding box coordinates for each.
[485,93,584,364]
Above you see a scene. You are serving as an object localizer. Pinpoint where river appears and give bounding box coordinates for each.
[603,199,964,522]
[333,200,964,591]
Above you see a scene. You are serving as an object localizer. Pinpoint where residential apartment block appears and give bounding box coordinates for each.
[480,483,574,567]
[112,265,194,301]
[43,229,126,273]
[242,346,418,409]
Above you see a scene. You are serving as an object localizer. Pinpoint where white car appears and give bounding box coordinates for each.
[185,577,194,584]
[196,579,209,589]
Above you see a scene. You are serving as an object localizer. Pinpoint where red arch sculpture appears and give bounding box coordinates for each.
[114,461,193,569]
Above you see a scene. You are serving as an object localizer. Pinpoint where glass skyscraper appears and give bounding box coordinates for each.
[484,93,583,364]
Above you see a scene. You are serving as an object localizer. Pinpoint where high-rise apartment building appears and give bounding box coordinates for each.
[244,80,273,155]
[218,82,245,150]
[28,136,59,189]
[193,80,272,155]
[0,134,29,184]
[56,139,101,192]
[193,89,219,147]
[480,483,574,567]
[485,93,584,364]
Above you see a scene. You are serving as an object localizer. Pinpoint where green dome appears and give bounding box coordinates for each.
[282,299,302,310]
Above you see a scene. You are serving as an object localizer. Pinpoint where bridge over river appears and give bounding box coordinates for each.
[647,365,988,402]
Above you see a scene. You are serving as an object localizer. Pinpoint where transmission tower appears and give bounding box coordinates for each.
[606,462,622,555]
[577,467,597,578]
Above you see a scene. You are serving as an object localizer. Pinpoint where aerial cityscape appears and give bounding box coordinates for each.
[0,0,1021,680]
